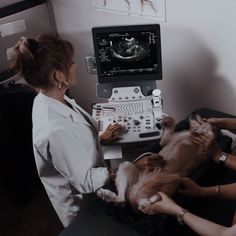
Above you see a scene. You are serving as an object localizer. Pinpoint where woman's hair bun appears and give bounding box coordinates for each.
[17,37,39,55]
[11,36,36,76]
[11,34,74,89]
[27,38,39,55]
[18,36,29,54]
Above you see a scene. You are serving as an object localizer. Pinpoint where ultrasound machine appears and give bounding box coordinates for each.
[89,24,164,145]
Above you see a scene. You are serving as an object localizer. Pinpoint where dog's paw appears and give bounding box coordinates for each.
[138,195,162,213]
[96,188,106,199]
[150,194,161,203]
[138,198,151,211]
[161,116,175,128]
[96,188,121,203]
[97,188,114,200]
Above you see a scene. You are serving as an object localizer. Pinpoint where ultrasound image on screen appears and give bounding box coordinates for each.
[95,30,160,78]
[111,37,149,62]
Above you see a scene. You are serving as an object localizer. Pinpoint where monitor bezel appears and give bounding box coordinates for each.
[92,24,162,84]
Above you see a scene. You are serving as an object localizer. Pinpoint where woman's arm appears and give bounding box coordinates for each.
[198,183,236,200]
[178,177,236,200]
[183,210,236,236]
[192,126,236,171]
[49,126,109,193]
[142,192,236,236]
[208,118,236,133]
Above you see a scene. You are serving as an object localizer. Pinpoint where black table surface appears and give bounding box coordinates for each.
[59,108,236,236]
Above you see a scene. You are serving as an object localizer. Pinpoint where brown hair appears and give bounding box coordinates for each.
[11,35,74,88]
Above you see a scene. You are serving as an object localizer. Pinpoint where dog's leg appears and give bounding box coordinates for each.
[97,188,121,203]
[97,161,139,206]
[160,116,176,146]
[115,161,139,203]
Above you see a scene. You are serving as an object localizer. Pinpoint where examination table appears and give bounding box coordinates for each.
[59,108,236,236]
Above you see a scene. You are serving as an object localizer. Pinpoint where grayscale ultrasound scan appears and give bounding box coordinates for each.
[111,37,149,62]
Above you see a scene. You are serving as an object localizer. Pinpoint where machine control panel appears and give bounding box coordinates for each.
[92,87,164,144]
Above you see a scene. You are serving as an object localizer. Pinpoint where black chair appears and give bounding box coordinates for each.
[0,83,42,204]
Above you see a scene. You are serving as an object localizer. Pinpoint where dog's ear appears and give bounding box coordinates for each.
[189,113,203,123]
[188,112,198,120]
[189,113,206,130]
[189,117,200,129]
[195,114,203,123]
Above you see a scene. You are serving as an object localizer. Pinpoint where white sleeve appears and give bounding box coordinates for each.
[49,127,109,193]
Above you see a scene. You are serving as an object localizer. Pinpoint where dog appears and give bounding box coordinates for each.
[97,114,219,212]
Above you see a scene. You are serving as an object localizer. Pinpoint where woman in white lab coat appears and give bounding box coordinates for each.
[11,35,123,227]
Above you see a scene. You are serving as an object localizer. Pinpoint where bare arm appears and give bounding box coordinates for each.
[183,210,236,236]
[192,118,236,170]
[142,192,236,236]
[188,126,236,200]
[207,117,236,133]
[178,177,236,201]
[197,183,236,201]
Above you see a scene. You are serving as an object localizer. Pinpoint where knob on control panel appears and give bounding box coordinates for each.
[152,89,161,108]
[133,120,141,126]
[152,89,161,97]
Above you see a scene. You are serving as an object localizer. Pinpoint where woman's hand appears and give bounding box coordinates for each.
[191,129,222,162]
[99,123,125,144]
[178,177,206,197]
[192,133,212,151]
[207,118,225,129]
[208,117,236,134]
[141,192,182,216]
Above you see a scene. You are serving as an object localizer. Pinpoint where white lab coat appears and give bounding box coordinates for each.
[32,92,109,227]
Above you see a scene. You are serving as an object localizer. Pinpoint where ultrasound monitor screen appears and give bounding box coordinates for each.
[92,24,162,83]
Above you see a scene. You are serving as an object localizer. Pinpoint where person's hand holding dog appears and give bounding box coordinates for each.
[140,191,183,216]
[177,177,206,197]
[191,118,222,162]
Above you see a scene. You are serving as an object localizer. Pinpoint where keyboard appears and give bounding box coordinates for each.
[93,100,147,117]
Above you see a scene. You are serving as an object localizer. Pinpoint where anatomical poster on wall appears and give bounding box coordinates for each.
[91,0,166,21]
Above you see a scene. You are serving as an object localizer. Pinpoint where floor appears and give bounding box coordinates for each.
[0,186,64,236]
